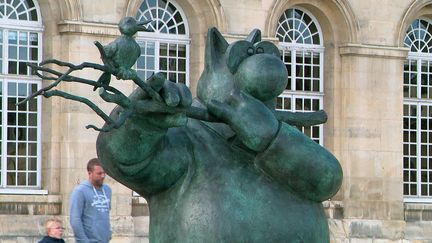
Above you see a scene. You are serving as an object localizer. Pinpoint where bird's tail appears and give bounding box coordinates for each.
[93,72,112,91]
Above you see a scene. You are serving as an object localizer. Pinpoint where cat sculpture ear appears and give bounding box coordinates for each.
[245,29,261,43]
[225,29,262,74]
[204,27,229,72]
[198,27,234,104]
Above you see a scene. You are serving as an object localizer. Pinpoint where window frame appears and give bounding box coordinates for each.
[402,18,432,202]
[276,7,325,145]
[135,36,190,86]
[0,0,44,192]
[135,0,190,86]
[403,53,432,203]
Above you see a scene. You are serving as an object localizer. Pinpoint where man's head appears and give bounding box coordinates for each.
[87,158,106,188]
[45,218,64,239]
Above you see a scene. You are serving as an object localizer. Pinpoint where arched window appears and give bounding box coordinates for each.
[403,19,432,201]
[275,8,324,144]
[135,0,189,85]
[0,0,42,190]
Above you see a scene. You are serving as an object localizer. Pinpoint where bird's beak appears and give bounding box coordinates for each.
[136,20,152,32]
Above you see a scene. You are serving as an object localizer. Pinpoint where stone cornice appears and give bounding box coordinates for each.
[339,44,409,59]
[58,20,119,37]
[0,202,62,215]
[0,194,61,203]
[222,33,279,44]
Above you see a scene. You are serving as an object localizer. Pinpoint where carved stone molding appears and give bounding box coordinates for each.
[339,43,409,59]
[58,20,118,37]
[0,202,61,215]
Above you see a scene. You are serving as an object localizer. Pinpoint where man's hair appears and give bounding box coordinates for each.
[87,158,102,172]
[44,218,62,234]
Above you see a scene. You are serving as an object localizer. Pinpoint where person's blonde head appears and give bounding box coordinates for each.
[44,218,64,238]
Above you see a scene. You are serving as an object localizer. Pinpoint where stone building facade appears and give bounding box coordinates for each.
[0,0,432,242]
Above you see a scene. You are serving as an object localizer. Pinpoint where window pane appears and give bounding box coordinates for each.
[17,157,26,170]
[8,61,17,74]
[178,73,185,84]
[7,157,16,170]
[30,48,37,61]
[30,9,37,21]
[28,143,37,156]
[28,128,37,141]
[8,31,17,44]
[29,97,37,112]
[160,43,167,56]
[19,32,27,45]
[137,57,145,69]
[18,142,26,155]
[18,62,27,74]
[29,157,36,170]
[30,33,38,46]
[19,47,27,60]
[17,172,26,185]
[9,46,17,59]
[17,113,26,126]
[7,172,16,186]
[28,172,36,186]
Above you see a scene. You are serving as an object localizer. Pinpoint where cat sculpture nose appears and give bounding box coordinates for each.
[234,53,288,102]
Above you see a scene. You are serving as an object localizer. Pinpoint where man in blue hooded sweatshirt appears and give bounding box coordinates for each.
[70,158,112,243]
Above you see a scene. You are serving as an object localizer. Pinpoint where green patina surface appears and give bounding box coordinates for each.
[96,27,343,242]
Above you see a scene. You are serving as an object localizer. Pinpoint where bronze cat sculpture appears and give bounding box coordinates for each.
[96,27,343,242]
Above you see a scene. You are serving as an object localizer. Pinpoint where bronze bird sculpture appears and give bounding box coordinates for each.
[94,17,151,91]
